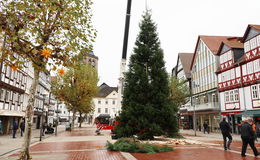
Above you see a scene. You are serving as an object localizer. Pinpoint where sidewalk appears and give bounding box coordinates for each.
[0,125,65,158]
[180,129,241,141]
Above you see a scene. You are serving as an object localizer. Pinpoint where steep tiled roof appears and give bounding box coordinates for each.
[217,37,244,55]
[178,53,193,79]
[190,35,231,70]
[242,24,260,42]
[200,36,231,54]
[250,24,260,31]
[97,83,118,98]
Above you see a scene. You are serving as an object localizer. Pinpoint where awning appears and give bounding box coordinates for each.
[236,110,260,117]
[221,111,242,115]
[0,110,25,117]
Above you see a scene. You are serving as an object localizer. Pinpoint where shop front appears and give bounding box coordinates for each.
[0,110,25,135]
[192,110,221,133]
[221,111,243,134]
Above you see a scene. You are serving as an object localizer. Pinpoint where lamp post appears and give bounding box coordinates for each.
[55,101,60,136]
[39,94,46,141]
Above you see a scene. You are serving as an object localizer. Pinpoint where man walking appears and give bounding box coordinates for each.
[12,120,18,138]
[20,119,25,137]
[203,121,209,134]
[219,117,232,150]
[241,117,260,157]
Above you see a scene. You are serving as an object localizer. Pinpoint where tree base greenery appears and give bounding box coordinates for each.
[106,138,173,153]
[168,133,185,139]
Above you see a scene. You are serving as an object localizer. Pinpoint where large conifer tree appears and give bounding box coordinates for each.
[116,11,178,140]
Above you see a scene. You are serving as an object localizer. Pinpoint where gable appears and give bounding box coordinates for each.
[220,44,231,55]
[177,56,183,71]
[244,27,260,42]
[106,91,118,99]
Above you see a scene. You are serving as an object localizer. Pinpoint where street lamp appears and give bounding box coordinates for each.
[39,93,47,141]
[55,100,60,136]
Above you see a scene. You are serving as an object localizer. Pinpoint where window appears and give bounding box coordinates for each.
[105,101,108,105]
[234,89,239,101]
[229,90,234,102]
[112,100,115,105]
[5,90,9,101]
[250,37,257,50]
[105,108,108,113]
[0,89,5,101]
[98,108,101,113]
[225,91,229,103]
[64,111,66,114]
[244,41,251,53]
[254,59,260,72]
[247,62,254,74]
[252,85,258,99]
[98,100,101,104]
[257,35,260,47]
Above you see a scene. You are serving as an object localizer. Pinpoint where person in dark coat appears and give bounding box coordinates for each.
[241,118,260,157]
[219,117,232,150]
[12,120,18,138]
[203,121,209,134]
[20,120,25,137]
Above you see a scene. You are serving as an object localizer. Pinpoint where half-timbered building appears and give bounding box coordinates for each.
[190,35,231,132]
[240,25,260,118]
[0,56,28,134]
[172,53,193,129]
[216,37,244,133]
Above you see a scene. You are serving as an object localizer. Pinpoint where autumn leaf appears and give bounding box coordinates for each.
[11,65,18,71]
[41,49,51,58]
[58,68,65,75]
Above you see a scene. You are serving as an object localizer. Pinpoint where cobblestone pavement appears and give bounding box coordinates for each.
[3,125,126,160]
[0,125,65,158]
[2,127,260,160]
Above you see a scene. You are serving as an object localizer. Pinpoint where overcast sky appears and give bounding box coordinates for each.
[92,0,260,87]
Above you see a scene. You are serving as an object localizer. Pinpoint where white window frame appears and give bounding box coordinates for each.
[0,89,5,101]
[229,90,234,102]
[234,89,239,101]
[244,41,251,53]
[254,59,260,72]
[257,35,260,47]
[252,85,258,100]
[247,62,254,74]
[225,91,229,103]
[250,37,257,50]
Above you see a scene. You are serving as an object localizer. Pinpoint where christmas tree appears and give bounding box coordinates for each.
[116,11,178,140]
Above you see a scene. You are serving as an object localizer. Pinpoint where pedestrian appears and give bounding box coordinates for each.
[219,117,232,150]
[238,122,242,134]
[42,122,47,136]
[256,122,260,138]
[241,117,260,157]
[12,120,18,138]
[203,121,209,134]
[0,120,3,135]
[252,121,257,141]
[20,119,25,137]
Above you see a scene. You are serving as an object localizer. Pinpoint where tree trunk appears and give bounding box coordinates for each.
[79,112,82,128]
[72,112,76,130]
[19,69,40,160]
